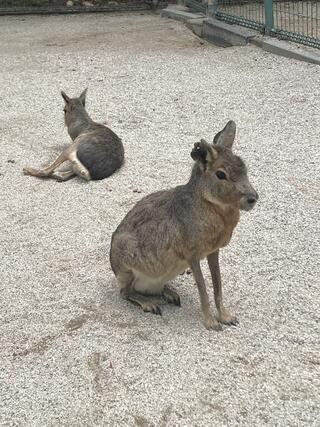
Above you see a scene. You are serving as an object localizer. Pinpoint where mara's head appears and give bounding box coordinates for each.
[61,88,87,126]
[190,121,258,212]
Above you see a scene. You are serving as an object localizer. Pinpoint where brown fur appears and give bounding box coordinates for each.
[110,121,258,330]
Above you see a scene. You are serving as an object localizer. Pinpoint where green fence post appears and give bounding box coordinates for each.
[208,0,218,17]
[264,0,274,34]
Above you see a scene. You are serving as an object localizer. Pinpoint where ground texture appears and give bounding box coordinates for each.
[0,11,319,427]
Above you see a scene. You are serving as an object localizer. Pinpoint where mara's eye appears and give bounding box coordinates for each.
[63,107,67,114]
[216,170,227,180]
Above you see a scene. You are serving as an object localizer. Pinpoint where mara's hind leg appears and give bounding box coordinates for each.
[52,169,75,182]
[23,145,74,178]
[123,290,162,315]
[162,285,181,306]
[69,152,91,181]
[118,271,162,315]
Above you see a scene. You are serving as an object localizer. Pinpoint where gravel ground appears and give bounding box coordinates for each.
[0,11,319,427]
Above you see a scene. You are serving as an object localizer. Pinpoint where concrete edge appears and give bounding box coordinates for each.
[161,6,320,65]
[256,37,320,65]
[161,8,205,22]
[185,17,205,38]
[203,17,257,47]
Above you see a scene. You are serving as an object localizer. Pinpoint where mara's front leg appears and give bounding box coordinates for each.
[207,251,239,326]
[190,259,222,331]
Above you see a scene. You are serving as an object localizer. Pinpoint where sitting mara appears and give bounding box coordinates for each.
[110,121,258,331]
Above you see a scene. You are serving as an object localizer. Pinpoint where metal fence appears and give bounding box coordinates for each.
[272,0,320,46]
[185,0,320,48]
[0,0,158,14]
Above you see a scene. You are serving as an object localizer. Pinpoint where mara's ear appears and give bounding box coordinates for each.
[191,139,218,168]
[79,88,87,107]
[213,120,236,149]
[61,90,70,104]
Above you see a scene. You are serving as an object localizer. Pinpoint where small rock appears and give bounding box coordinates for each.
[83,1,94,6]
[66,0,73,6]
[7,159,15,164]
[133,189,142,193]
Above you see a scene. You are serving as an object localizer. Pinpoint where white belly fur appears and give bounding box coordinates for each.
[133,262,188,295]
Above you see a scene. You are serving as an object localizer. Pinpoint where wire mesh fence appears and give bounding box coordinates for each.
[0,0,48,7]
[184,0,206,12]
[0,0,157,14]
[215,0,265,31]
[185,0,320,48]
[272,1,320,45]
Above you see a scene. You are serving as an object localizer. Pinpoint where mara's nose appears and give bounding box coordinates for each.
[246,192,258,206]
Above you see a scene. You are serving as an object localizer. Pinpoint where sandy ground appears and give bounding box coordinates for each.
[0,11,319,427]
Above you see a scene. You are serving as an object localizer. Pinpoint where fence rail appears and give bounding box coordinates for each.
[185,0,320,48]
[0,0,157,15]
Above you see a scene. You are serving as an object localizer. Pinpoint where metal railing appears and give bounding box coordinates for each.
[214,0,265,31]
[272,0,320,46]
[0,0,156,14]
[185,0,320,48]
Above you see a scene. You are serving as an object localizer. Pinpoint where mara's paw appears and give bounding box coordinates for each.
[163,286,181,307]
[141,302,162,316]
[80,169,91,181]
[218,311,239,326]
[204,315,223,331]
[23,166,34,175]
